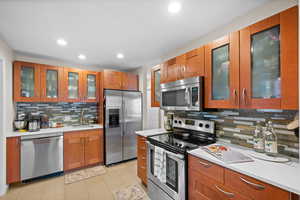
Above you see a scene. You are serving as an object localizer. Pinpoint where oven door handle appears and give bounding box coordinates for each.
[147,142,184,160]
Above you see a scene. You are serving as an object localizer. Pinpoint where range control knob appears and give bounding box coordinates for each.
[179,121,182,125]
[199,123,203,127]
[174,120,178,124]
[205,124,210,129]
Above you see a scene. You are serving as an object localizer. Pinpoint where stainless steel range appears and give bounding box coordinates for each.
[147,117,216,200]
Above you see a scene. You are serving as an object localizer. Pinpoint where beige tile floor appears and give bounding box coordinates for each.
[0,160,147,200]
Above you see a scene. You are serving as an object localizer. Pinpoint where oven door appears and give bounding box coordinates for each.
[147,142,186,200]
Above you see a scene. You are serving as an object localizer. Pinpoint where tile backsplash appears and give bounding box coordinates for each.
[16,102,99,126]
[172,109,299,159]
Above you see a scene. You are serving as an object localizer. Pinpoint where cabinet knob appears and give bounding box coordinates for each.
[242,88,247,105]
[233,89,237,105]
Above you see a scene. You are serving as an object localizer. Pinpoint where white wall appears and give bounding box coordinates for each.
[0,36,14,196]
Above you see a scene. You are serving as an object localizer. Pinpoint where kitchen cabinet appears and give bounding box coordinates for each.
[184,46,205,78]
[137,135,147,185]
[122,73,139,91]
[160,61,168,84]
[13,61,41,102]
[176,54,186,80]
[6,137,20,184]
[204,32,240,109]
[40,64,64,102]
[103,70,123,90]
[82,71,100,102]
[64,131,85,171]
[240,6,298,109]
[188,155,291,200]
[165,58,178,83]
[103,70,138,91]
[151,65,161,107]
[64,129,103,171]
[63,68,84,102]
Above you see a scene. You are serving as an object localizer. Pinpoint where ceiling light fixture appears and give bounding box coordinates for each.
[56,38,67,46]
[78,54,86,60]
[168,2,182,14]
[117,53,124,59]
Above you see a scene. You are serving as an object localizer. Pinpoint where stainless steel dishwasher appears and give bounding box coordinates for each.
[21,132,63,181]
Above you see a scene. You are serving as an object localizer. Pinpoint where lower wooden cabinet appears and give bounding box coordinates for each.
[188,155,292,200]
[64,129,103,171]
[6,137,20,184]
[137,135,147,185]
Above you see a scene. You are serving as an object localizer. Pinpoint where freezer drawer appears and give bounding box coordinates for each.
[21,133,63,180]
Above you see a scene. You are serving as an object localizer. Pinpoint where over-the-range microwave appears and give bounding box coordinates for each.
[160,76,203,111]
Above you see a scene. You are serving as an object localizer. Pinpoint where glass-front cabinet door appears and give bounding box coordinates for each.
[64,68,83,102]
[13,61,41,102]
[40,65,63,102]
[151,65,161,107]
[240,7,298,109]
[205,32,240,109]
[83,71,99,102]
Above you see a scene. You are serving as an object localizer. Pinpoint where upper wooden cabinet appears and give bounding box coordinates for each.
[122,73,139,91]
[82,71,100,102]
[185,46,205,78]
[63,68,84,102]
[151,65,161,107]
[160,47,205,84]
[13,61,41,102]
[240,6,298,110]
[40,64,64,102]
[103,70,138,91]
[205,32,240,109]
[103,70,123,90]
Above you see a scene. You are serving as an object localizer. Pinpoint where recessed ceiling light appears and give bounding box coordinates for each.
[56,38,67,46]
[117,53,124,59]
[168,2,181,14]
[78,54,86,60]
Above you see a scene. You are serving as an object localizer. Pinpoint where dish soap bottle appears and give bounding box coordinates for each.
[264,121,278,156]
[253,121,265,153]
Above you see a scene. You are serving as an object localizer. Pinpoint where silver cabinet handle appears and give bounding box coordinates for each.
[240,177,265,190]
[242,88,247,105]
[233,89,237,105]
[215,185,235,198]
[199,161,212,168]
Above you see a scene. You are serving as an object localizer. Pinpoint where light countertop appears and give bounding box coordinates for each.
[188,144,300,195]
[135,128,169,137]
[6,124,103,137]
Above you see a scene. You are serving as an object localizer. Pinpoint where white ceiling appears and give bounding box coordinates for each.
[0,0,271,70]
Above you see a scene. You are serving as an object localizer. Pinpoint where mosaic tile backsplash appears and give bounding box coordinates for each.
[173,109,299,159]
[16,102,99,126]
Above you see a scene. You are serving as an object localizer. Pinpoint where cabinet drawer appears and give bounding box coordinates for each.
[189,169,250,200]
[225,169,290,200]
[137,136,147,150]
[188,155,224,184]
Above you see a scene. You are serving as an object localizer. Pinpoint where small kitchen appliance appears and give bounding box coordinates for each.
[28,114,41,132]
[147,117,216,200]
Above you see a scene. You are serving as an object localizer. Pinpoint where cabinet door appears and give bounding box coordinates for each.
[185,47,205,78]
[63,68,83,102]
[6,137,20,184]
[103,70,123,90]
[40,65,64,102]
[83,71,99,102]
[205,32,240,109]
[137,136,147,185]
[166,58,178,82]
[13,61,40,102]
[176,54,186,80]
[151,65,161,107]
[84,129,103,166]
[240,6,298,109]
[64,131,85,171]
[160,62,168,84]
[122,73,139,91]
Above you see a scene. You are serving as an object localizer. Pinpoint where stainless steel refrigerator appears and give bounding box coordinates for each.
[104,90,142,165]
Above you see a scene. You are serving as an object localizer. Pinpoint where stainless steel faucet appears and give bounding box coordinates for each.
[80,109,86,125]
